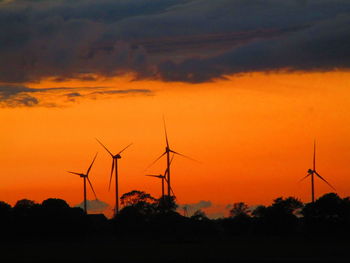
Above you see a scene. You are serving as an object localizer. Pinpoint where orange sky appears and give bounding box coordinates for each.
[0,71,350,217]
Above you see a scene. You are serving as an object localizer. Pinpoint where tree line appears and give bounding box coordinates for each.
[1,192,350,241]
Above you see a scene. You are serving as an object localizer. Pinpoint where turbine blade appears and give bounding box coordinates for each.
[87,177,98,200]
[67,171,81,176]
[315,171,336,191]
[108,159,114,191]
[162,154,175,177]
[170,153,175,164]
[86,152,98,175]
[96,138,114,157]
[146,151,166,169]
[145,174,162,178]
[169,150,198,162]
[313,140,316,171]
[299,174,310,183]
[163,167,168,177]
[163,116,169,148]
[117,143,133,155]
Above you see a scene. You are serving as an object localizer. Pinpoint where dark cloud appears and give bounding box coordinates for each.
[0,85,66,107]
[66,92,81,98]
[0,0,349,83]
[91,89,152,95]
[2,94,39,107]
[0,85,67,96]
[156,14,350,82]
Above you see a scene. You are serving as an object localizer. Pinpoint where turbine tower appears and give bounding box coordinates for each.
[96,138,132,216]
[145,174,166,198]
[300,141,336,203]
[67,153,98,214]
[147,118,195,197]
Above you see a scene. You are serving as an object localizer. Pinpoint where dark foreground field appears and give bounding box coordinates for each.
[1,237,349,263]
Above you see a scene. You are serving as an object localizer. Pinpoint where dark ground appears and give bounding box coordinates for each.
[1,236,349,263]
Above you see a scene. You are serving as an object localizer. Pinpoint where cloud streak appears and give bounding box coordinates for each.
[0,0,349,84]
[0,85,152,107]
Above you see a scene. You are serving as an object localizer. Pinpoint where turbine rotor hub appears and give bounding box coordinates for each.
[307,169,315,174]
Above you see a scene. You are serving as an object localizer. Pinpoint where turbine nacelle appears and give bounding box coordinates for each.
[113,154,121,159]
[307,169,315,175]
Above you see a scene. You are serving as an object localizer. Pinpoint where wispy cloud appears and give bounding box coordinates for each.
[0,85,152,107]
[90,89,152,95]
[0,85,69,107]
[65,92,82,98]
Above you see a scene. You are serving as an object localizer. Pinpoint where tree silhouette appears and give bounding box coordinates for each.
[302,193,350,235]
[118,190,158,221]
[0,201,12,237]
[251,205,267,218]
[14,199,37,209]
[120,190,157,208]
[0,201,11,215]
[271,197,303,215]
[251,197,303,235]
[40,198,77,236]
[42,198,70,211]
[229,202,250,218]
[303,193,344,218]
[157,195,178,212]
[13,199,40,217]
[4,193,350,241]
[12,199,41,236]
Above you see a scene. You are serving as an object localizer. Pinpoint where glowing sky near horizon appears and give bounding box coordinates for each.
[1,71,350,217]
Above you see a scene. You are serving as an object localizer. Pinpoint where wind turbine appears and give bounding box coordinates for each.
[67,153,98,214]
[299,141,336,203]
[147,118,195,197]
[96,138,132,216]
[145,155,176,198]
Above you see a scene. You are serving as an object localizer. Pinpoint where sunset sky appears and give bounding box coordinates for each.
[1,0,350,218]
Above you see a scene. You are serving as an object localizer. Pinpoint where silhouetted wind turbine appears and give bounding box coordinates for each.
[67,153,98,214]
[146,155,175,198]
[299,141,336,203]
[96,138,132,216]
[147,118,196,197]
